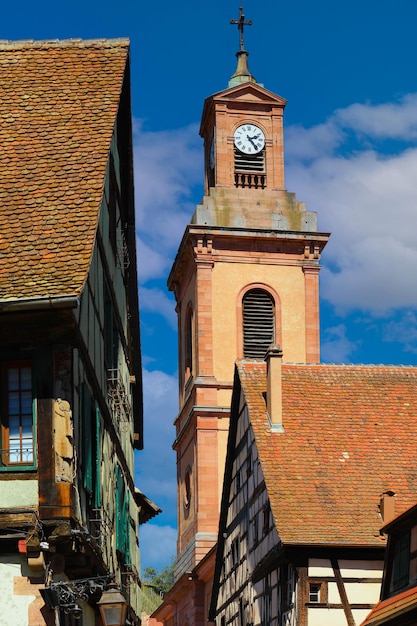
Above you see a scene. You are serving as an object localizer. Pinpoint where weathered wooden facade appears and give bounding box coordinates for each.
[210,357,417,626]
[0,39,159,626]
[361,504,417,626]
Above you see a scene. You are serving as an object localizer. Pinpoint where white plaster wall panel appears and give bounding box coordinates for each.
[0,481,37,507]
[338,560,383,578]
[0,558,35,626]
[308,607,348,626]
[345,581,382,604]
[353,608,376,625]
[327,581,342,603]
[308,557,333,576]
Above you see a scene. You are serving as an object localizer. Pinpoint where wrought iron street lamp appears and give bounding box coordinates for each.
[40,575,128,625]
[97,582,128,626]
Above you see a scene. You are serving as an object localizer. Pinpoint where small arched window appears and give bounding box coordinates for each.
[242,289,275,358]
[184,465,192,510]
[184,304,193,380]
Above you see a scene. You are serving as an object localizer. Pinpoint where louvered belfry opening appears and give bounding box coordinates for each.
[234,148,266,189]
[243,289,275,358]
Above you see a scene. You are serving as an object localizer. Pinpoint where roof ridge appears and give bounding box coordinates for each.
[283,362,417,369]
[238,360,417,369]
[0,37,130,50]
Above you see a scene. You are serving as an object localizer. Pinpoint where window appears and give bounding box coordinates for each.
[263,574,272,625]
[263,503,271,535]
[231,537,240,567]
[184,466,192,510]
[1,362,35,468]
[309,583,321,603]
[392,532,411,591]
[243,289,275,358]
[252,514,258,545]
[281,564,294,610]
[184,304,193,381]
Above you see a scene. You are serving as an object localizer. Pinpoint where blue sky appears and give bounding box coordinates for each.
[4,0,417,570]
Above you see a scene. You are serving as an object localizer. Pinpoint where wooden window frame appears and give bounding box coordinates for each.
[308,581,328,604]
[0,360,36,471]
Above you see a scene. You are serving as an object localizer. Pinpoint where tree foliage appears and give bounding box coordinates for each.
[143,561,175,596]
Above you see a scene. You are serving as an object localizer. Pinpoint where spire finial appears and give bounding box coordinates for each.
[230,5,252,51]
[228,5,257,88]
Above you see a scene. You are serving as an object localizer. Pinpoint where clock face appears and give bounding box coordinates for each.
[234,124,265,155]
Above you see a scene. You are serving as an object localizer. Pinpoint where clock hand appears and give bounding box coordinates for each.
[246,135,258,149]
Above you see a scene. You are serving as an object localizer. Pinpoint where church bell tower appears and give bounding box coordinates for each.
[167,5,330,586]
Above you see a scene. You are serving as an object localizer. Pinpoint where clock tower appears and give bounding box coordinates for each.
[155,8,330,625]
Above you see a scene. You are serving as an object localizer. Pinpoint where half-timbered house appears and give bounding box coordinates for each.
[0,39,159,626]
[210,349,417,626]
[361,503,417,626]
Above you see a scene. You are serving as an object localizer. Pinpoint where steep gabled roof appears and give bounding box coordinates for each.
[0,38,129,302]
[238,361,417,547]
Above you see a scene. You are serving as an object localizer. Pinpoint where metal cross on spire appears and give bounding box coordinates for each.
[230,5,253,51]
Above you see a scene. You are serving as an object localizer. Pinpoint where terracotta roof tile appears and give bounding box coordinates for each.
[0,39,129,301]
[237,361,417,547]
[360,585,417,625]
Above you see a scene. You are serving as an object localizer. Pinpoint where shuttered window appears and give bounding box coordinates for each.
[243,289,275,358]
[115,465,131,565]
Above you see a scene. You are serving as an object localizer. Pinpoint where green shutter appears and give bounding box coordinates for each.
[115,465,131,565]
[94,408,101,509]
[82,384,93,493]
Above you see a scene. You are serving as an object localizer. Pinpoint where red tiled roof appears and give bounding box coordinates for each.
[238,361,417,547]
[0,39,129,301]
[360,585,417,625]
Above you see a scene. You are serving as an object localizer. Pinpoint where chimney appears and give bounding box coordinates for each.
[265,344,284,431]
[380,491,396,524]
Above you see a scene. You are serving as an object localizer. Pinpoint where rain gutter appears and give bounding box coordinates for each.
[0,295,80,312]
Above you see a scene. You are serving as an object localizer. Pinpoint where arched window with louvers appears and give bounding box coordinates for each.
[242,288,276,359]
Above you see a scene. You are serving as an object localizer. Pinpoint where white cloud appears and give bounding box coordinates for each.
[285,121,343,161]
[285,95,417,316]
[382,311,417,354]
[140,524,177,572]
[136,237,171,284]
[334,93,417,140]
[135,369,178,524]
[139,286,177,330]
[134,121,204,284]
